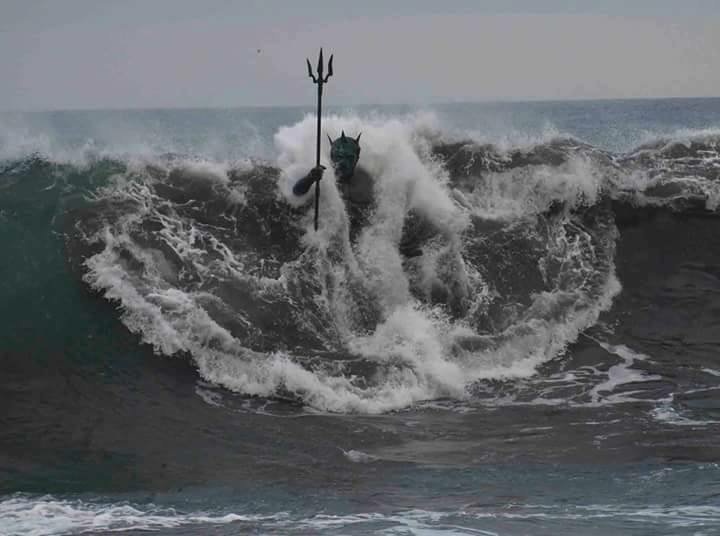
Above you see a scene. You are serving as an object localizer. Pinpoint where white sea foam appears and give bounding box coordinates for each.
[342,449,378,463]
[651,397,720,427]
[465,154,605,220]
[0,495,270,536]
[7,494,717,536]
[294,504,720,533]
[446,338,665,410]
[171,159,232,184]
[612,127,720,210]
[634,127,720,152]
[465,123,573,152]
[195,381,225,408]
[589,343,662,405]
[651,405,714,427]
[80,112,623,414]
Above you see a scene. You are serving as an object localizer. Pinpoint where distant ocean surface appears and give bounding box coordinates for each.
[2,98,720,535]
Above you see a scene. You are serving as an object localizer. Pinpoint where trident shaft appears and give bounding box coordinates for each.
[306,48,333,231]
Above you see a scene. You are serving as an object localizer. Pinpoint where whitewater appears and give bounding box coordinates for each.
[2,99,720,535]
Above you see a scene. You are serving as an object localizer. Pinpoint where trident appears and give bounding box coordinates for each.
[306,48,333,231]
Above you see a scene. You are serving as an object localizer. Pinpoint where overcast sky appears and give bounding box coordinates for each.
[1,0,719,110]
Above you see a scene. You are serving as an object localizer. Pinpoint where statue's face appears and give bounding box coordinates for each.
[330,133,361,180]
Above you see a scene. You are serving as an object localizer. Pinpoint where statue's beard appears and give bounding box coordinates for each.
[333,161,356,181]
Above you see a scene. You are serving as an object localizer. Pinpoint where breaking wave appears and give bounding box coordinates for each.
[6,113,720,413]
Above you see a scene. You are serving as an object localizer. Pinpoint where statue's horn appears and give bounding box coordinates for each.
[356,132,362,143]
[341,130,346,139]
[327,133,333,145]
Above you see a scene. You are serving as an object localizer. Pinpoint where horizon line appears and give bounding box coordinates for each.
[3,95,720,115]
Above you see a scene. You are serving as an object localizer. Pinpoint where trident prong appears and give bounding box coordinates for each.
[306,48,334,86]
[317,48,324,80]
[306,58,317,83]
[325,54,333,83]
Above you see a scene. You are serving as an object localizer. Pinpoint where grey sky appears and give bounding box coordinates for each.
[1,0,719,110]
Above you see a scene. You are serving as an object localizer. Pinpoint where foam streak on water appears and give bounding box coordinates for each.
[0,495,273,536]
[4,495,720,536]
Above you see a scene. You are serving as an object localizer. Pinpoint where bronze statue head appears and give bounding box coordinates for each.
[328,130,361,181]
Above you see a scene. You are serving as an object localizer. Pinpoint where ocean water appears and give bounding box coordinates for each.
[2,98,720,535]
